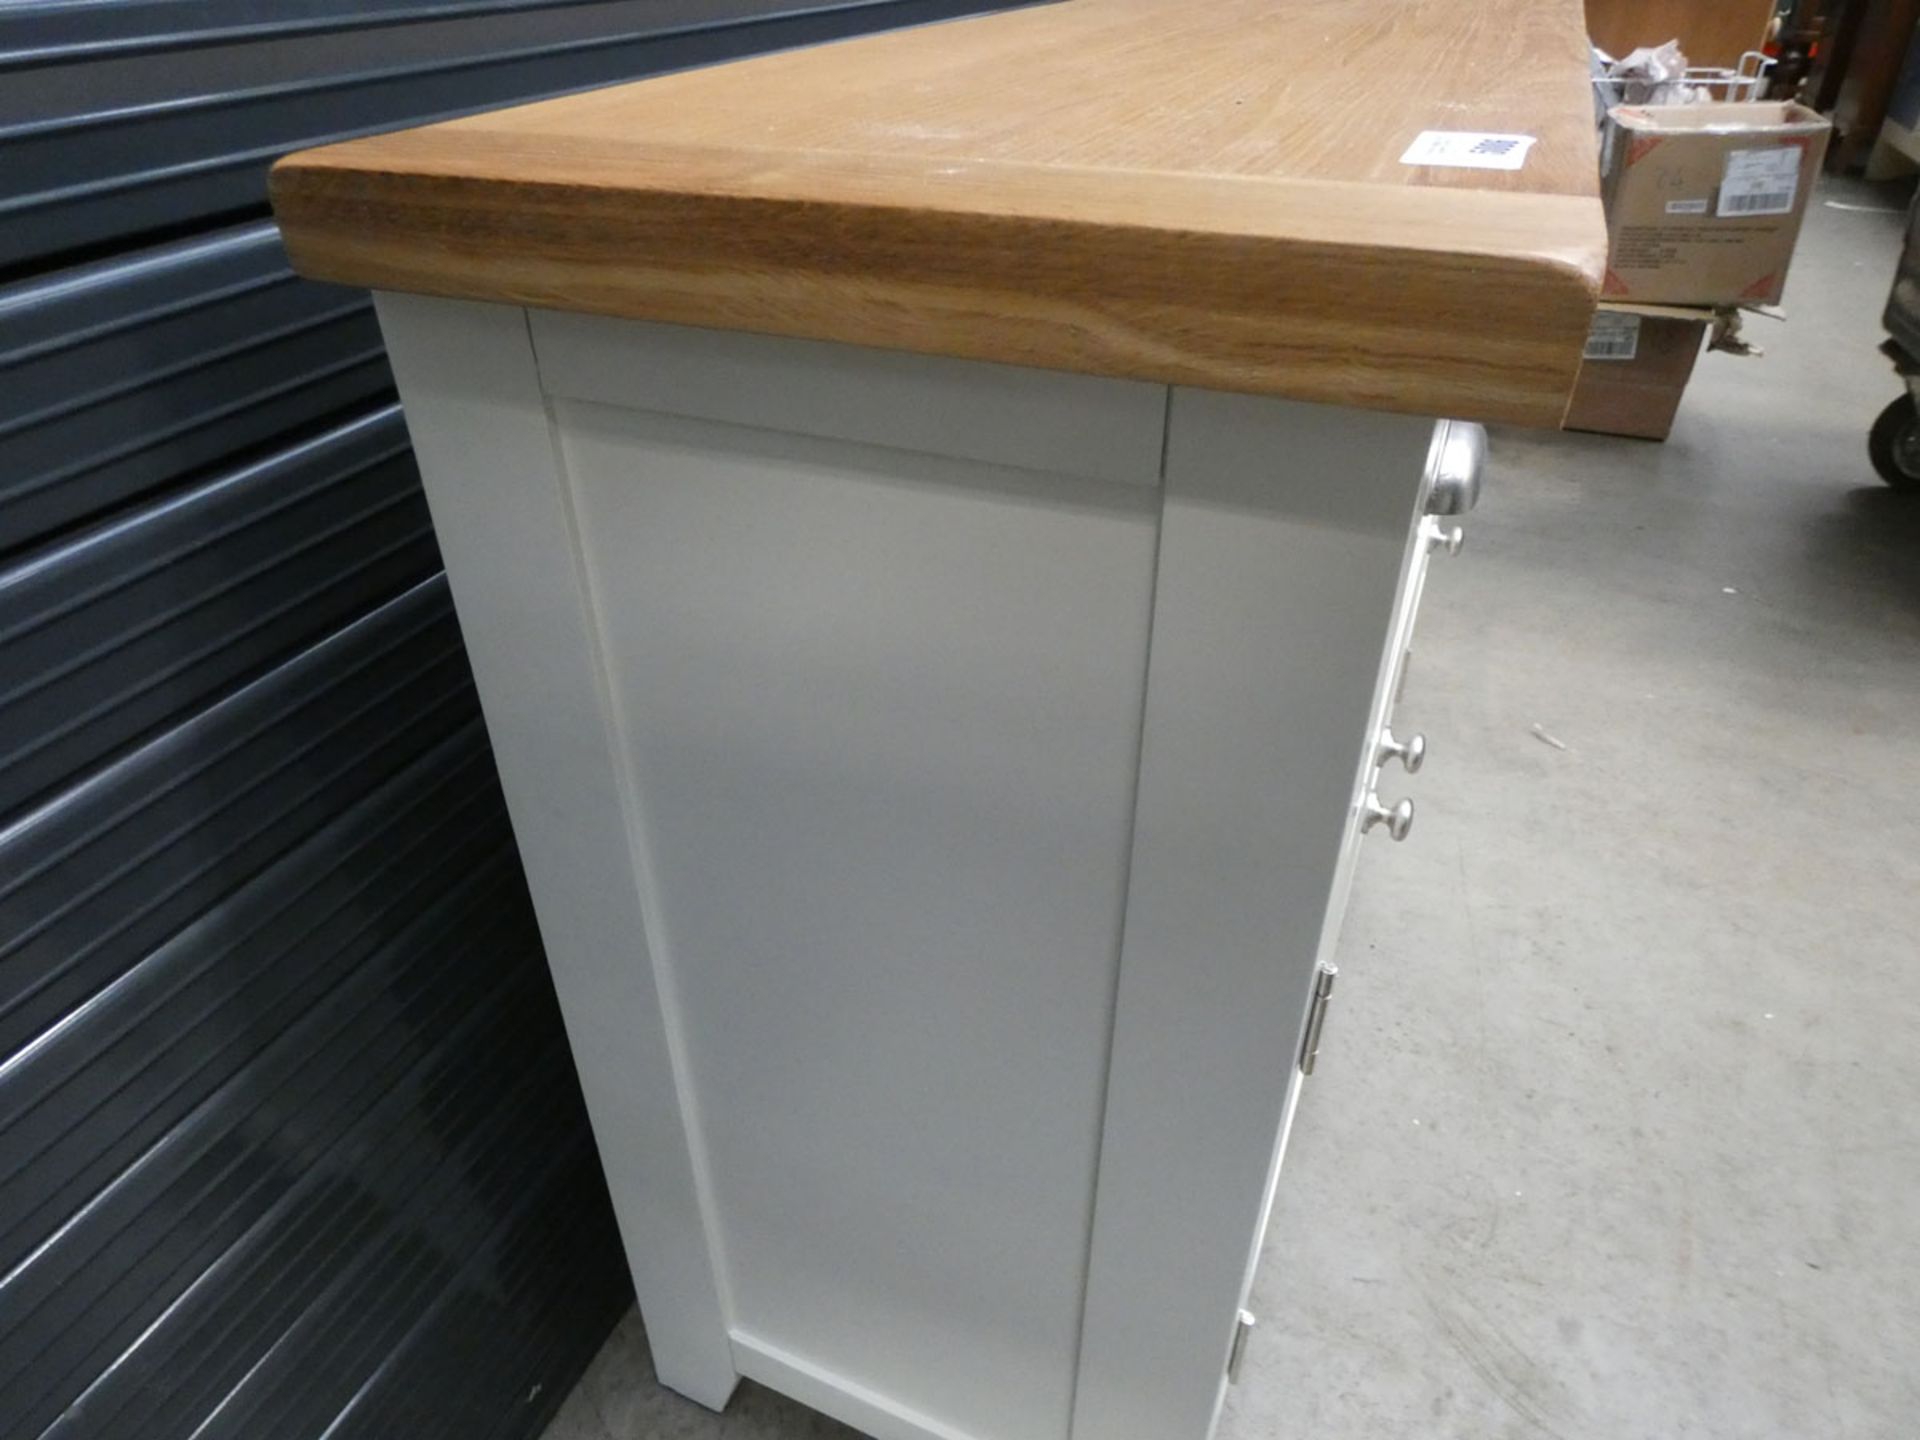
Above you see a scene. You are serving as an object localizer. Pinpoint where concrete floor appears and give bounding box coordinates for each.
[541,176,1920,1440]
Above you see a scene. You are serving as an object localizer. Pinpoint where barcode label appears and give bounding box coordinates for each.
[1584,313,1641,362]
[1722,191,1794,215]
[1719,147,1801,218]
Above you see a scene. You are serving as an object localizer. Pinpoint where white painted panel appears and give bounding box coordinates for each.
[529,308,1167,488]
[1071,390,1434,1440]
[553,397,1162,1440]
[371,294,739,1407]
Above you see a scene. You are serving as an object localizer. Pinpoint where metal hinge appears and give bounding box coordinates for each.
[1227,1309,1257,1384]
[1298,965,1337,1076]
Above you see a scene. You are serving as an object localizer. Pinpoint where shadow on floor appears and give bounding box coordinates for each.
[1801,482,1920,616]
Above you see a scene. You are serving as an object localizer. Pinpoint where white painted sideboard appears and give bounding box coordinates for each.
[375,293,1482,1440]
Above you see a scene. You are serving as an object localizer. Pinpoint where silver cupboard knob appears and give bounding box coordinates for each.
[1425,420,1486,515]
[1425,519,1465,556]
[1362,795,1415,841]
[1377,727,1426,773]
[1227,1310,1258,1384]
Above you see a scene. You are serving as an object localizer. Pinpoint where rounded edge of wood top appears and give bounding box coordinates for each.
[271,145,1603,429]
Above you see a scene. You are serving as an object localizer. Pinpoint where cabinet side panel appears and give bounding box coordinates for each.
[552,392,1163,1440]
[1072,392,1432,1440]
[372,293,738,1407]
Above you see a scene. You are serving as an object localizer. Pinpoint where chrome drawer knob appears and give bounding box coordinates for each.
[1377,727,1426,774]
[1227,1310,1258,1384]
[1362,795,1415,841]
[1425,520,1465,557]
[1425,420,1487,515]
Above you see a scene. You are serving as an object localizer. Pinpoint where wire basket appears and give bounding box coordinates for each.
[1595,50,1774,107]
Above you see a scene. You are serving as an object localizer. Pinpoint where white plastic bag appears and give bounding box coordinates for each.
[1598,40,1701,109]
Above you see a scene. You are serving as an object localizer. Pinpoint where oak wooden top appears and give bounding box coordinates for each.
[272,0,1606,426]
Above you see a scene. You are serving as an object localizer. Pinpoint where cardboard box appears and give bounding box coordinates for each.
[1563,305,1711,440]
[1601,102,1832,305]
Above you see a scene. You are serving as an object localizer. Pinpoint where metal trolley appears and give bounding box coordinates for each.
[1873,193,1920,491]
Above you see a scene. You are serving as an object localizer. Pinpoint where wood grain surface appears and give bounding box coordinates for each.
[1586,0,1774,68]
[273,0,1607,426]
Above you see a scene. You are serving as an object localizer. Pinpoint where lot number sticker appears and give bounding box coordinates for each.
[1399,131,1538,171]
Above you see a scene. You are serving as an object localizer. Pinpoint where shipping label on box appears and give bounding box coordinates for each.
[1565,309,1710,441]
[1583,312,1641,361]
[1718,147,1802,217]
[1600,102,1832,307]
